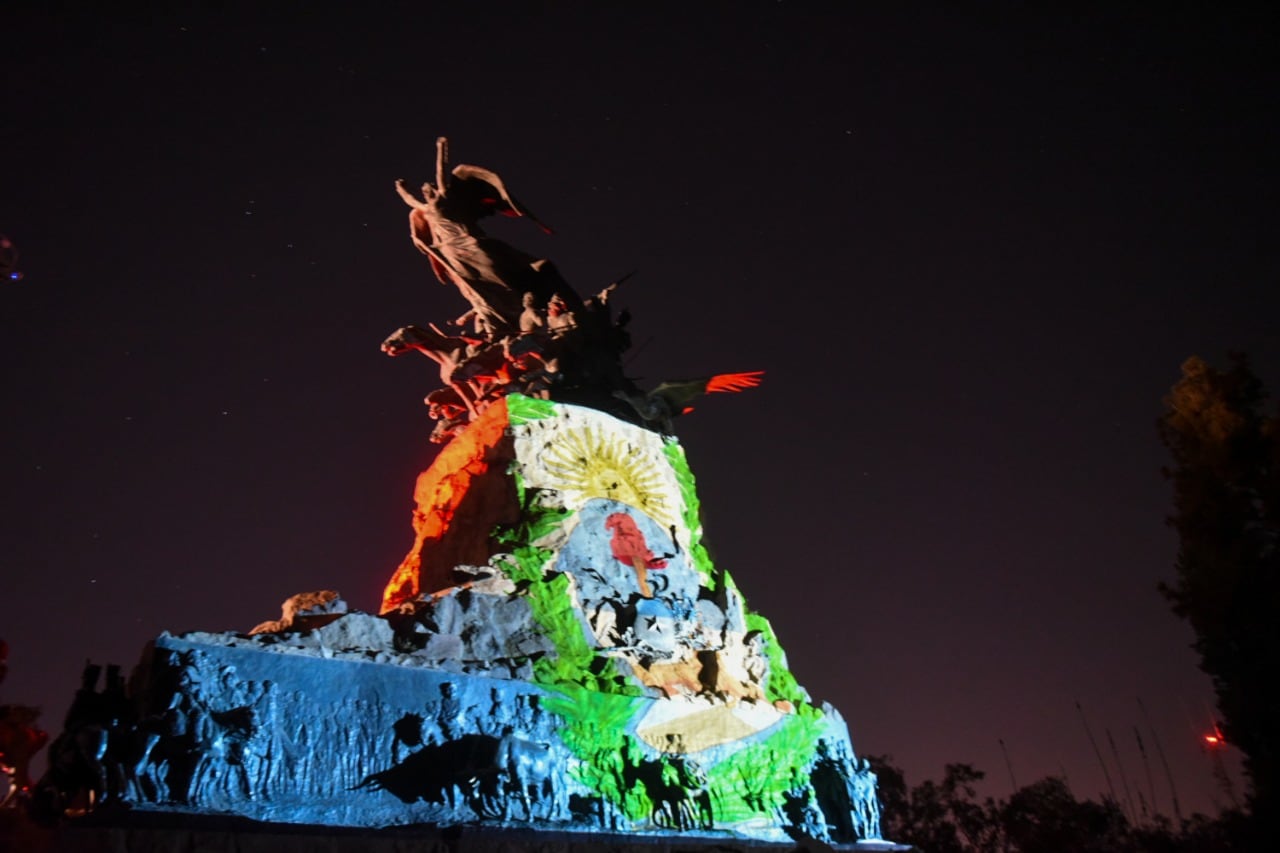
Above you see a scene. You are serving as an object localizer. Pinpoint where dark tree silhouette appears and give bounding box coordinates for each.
[1159,354,1280,830]
[1000,777,1130,852]
[866,759,1000,852]
[866,755,1251,851]
[866,755,910,842]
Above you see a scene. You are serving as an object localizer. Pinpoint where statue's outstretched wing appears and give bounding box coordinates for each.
[650,371,765,416]
[703,371,765,394]
[451,164,555,235]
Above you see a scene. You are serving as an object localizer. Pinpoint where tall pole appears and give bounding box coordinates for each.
[1138,697,1183,824]
[1075,701,1120,807]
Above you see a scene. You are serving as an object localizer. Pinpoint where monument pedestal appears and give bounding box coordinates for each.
[35,398,883,844]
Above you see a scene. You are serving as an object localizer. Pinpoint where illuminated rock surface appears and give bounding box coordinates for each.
[37,397,884,845]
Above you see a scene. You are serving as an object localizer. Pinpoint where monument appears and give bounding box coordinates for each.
[31,140,888,848]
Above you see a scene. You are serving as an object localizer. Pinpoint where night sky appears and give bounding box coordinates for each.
[4,3,1277,820]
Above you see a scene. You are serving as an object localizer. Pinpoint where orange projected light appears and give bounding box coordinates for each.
[380,398,514,613]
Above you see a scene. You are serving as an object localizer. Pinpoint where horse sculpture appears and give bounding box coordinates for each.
[491,733,564,821]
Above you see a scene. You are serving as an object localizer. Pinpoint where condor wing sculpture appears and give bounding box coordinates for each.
[615,371,764,433]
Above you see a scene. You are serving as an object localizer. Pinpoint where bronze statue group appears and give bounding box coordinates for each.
[384,138,760,442]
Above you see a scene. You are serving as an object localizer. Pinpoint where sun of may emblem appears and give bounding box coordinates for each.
[536,422,679,532]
